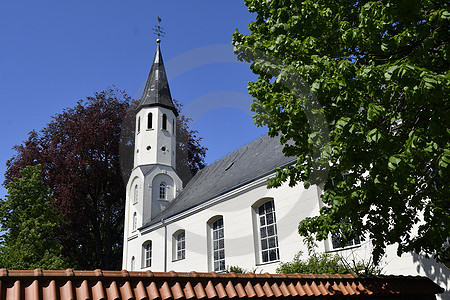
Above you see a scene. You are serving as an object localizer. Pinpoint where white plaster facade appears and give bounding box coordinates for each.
[123,171,449,298]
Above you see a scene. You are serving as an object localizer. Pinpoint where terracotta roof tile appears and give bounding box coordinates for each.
[0,269,444,299]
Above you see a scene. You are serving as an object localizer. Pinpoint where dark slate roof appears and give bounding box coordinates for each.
[143,134,296,227]
[138,40,178,115]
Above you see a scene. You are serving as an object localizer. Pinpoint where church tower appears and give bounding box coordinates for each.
[123,40,182,265]
[134,39,178,169]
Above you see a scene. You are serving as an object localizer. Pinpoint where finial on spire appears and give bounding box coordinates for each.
[153,16,165,40]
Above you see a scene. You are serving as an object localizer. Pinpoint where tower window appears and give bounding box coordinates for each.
[159,182,166,200]
[172,119,175,134]
[143,241,152,268]
[211,217,225,272]
[257,200,279,263]
[162,114,167,130]
[147,113,153,129]
[175,231,185,260]
[132,212,137,231]
[137,117,141,133]
[133,185,138,204]
[130,256,135,271]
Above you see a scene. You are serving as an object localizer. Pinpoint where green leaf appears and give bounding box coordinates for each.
[367,103,385,121]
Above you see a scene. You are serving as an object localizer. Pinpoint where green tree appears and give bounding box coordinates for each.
[0,165,68,269]
[234,0,449,265]
[276,251,350,275]
[276,251,380,275]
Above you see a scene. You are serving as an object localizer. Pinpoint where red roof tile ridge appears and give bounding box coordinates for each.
[189,271,199,278]
[33,268,43,276]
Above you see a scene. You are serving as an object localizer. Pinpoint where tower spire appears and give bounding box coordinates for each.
[137,38,177,115]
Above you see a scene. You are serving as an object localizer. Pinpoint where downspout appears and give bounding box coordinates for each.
[162,218,167,272]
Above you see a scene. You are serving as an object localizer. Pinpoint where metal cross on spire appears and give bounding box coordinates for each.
[152,16,166,40]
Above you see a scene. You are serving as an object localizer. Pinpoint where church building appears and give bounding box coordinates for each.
[122,40,449,295]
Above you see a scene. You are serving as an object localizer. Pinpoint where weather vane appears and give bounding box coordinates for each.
[152,16,166,41]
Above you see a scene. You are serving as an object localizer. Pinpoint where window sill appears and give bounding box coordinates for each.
[172,258,185,262]
[146,128,154,131]
[326,243,362,253]
[256,260,280,266]
[127,233,138,241]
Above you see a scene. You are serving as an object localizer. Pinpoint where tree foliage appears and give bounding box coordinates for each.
[5,89,207,269]
[276,251,350,275]
[0,165,68,269]
[173,99,208,185]
[234,0,449,264]
[276,251,380,275]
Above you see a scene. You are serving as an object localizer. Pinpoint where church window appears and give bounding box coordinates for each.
[142,241,152,268]
[159,182,166,200]
[147,113,153,129]
[132,212,137,231]
[162,114,167,130]
[130,256,135,271]
[331,232,361,250]
[175,231,185,260]
[211,217,225,272]
[133,185,138,204]
[257,200,279,263]
[328,175,361,250]
[137,117,141,133]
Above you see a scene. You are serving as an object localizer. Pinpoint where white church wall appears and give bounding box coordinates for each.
[122,167,144,267]
[124,169,449,300]
[134,106,176,168]
[151,173,175,218]
[133,177,323,274]
[123,163,182,270]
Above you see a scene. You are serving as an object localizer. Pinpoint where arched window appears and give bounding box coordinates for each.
[133,185,138,204]
[130,256,135,271]
[174,231,185,260]
[132,212,137,231]
[211,218,225,272]
[159,182,166,200]
[147,113,153,129]
[142,241,152,268]
[172,119,175,134]
[137,116,141,133]
[162,114,167,130]
[257,200,279,263]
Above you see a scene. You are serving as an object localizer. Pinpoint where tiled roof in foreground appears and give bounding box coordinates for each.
[0,269,444,299]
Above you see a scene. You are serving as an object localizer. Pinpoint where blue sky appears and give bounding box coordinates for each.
[0,1,268,198]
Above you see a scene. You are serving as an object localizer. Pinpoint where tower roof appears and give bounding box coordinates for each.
[137,40,178,115]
